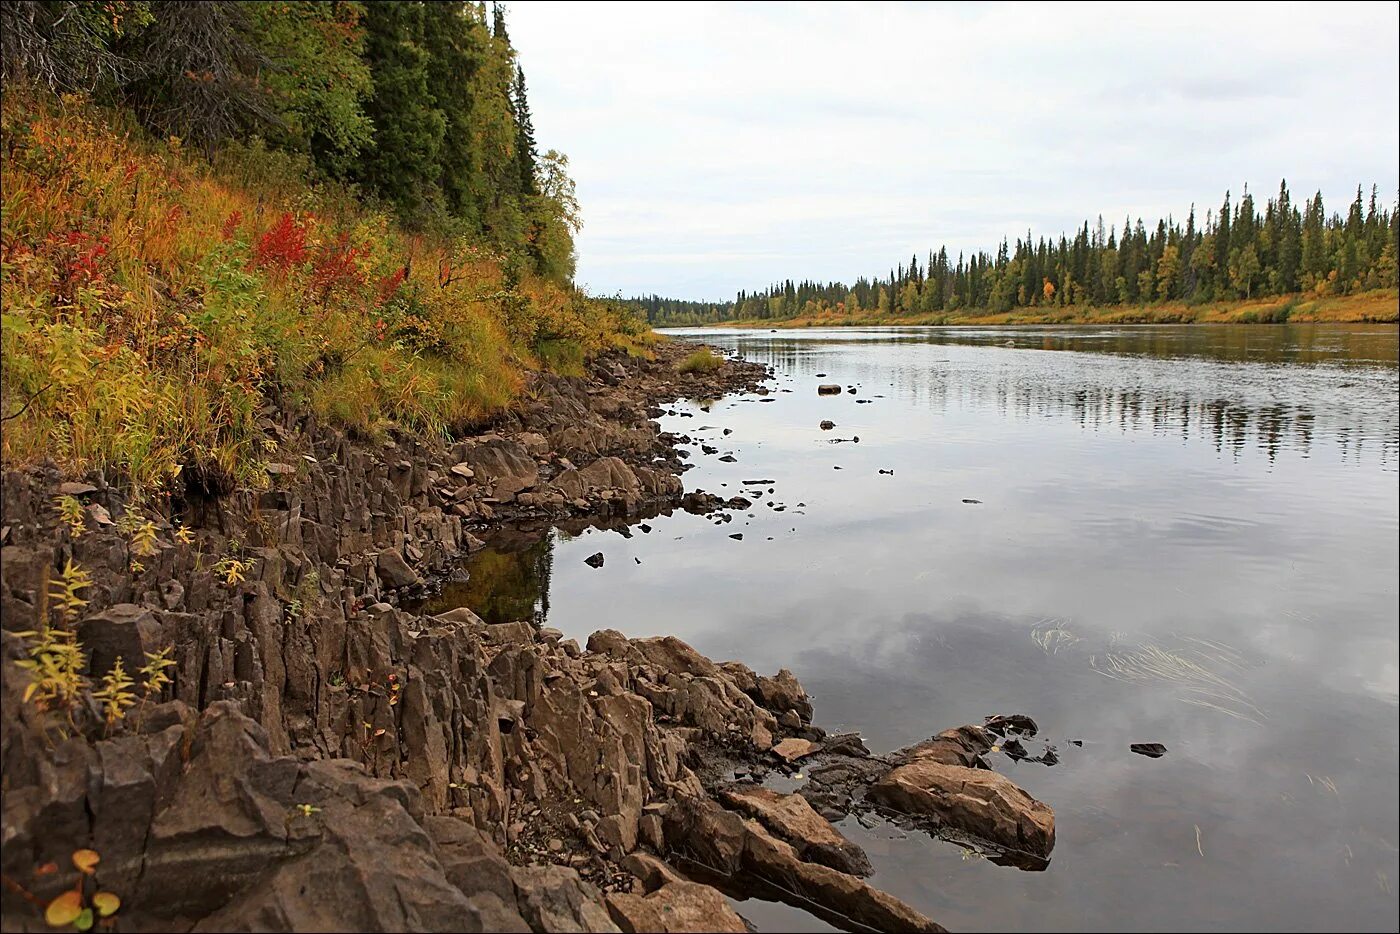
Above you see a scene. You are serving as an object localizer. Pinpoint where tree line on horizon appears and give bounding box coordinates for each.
[1,0,580,281]
[634,181,1399,325]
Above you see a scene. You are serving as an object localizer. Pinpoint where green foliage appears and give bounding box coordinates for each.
[245,1,374,175]
[677,349,723,374]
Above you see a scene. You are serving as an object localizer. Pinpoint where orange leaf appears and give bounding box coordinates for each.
[72,849,100,874]
[45,890,83,927]
[34,862,59,877]
[92,891,121,917]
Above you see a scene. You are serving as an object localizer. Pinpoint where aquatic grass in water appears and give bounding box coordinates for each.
[1087,635,1268,725]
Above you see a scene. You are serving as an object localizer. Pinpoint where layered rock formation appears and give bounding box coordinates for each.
[1,342,1053,932]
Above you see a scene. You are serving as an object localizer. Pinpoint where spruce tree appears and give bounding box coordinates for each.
[513,66,538,196]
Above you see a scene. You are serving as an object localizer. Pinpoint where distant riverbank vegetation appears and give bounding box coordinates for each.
[1,2,649,494]
[634,181,1399,326]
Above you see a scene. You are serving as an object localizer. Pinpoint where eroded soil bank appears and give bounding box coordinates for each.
[0,340,1052,932]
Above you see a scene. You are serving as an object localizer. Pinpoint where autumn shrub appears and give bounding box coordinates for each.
[1,88,641,496]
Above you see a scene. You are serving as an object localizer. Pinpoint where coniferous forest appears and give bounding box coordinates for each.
[1,0,579,280]
[636,183,1399,325]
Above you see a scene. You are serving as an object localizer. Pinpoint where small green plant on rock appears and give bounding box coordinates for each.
[42,849,121,931]
[54,495,86,537]
[92,659,137,731]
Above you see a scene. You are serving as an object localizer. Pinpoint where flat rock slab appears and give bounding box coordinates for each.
[720,786,872,876]
[772,737,821,762]
[871,758,1055,858]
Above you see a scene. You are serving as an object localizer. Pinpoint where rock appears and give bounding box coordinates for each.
[819,420,835,430]
[450,462,476,479]
[424,817,531,932]
[684,803,945,934]
[896,724,994,768]
[484,622,537,645]
[772,738,821,762]
[584,552,605,568]
[720,787,872,876]
[1130,742,1167,758]
[264,462,296,476]
[984,713,1039,737]
[728,533,743,541]
[817,384,842,395]
[717,455,737,463]
[457,439,539,500]
[822,732,871,758]
[58,481,98,496]
[870,758,1055,858]
[77,603,163,678]
[962,498,982,504]
[605,881,746,933]
[512,865,620,933]
[755,668,813,722]
[376,548,420,588]
[620,852,683,892]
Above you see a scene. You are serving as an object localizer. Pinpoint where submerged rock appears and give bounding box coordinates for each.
[584,551,606,568]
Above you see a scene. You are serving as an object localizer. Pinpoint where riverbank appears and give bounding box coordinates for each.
[711,288,1398,328]
[0,339,1057,932]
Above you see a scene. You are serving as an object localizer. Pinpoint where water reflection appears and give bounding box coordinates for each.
[429,325,1399,933]
[674,325,1399,468]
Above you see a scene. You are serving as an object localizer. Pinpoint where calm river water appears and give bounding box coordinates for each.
[428,324,1400,932]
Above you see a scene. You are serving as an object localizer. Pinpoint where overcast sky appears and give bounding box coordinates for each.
[508,1,1400,301]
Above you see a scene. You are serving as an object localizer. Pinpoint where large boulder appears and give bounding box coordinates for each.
[870,758,1055,858]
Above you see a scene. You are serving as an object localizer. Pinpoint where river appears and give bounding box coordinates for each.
[425,324,1399,932]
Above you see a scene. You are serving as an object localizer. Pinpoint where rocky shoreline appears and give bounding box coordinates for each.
[1,340,1053,932]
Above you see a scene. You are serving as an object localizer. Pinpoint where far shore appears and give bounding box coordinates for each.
[698,288,1398,329]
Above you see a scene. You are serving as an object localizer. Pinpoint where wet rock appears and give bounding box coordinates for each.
[817,384,842,395]
[896,724,994,768]
[962,498,982,504]
[728,533,743,541]
[985,713,1039,737]
[820,420,835,430]
[772,738,821,762]
[584,552,605,568]
[720,786,872,876]
[1130,742,1167,758]
[870,758,1055,858]
[737,813,946,932]
[717,455,737,463]
[376,547,421,588]
[605,881,747,933]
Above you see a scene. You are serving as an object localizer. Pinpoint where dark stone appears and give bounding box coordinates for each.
[585,552,605,568]
[1130,742,1167,758]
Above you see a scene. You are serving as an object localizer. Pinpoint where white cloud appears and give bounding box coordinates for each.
[508,1,1400,299]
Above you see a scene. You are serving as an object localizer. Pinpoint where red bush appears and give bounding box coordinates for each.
[253,212,307,272]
